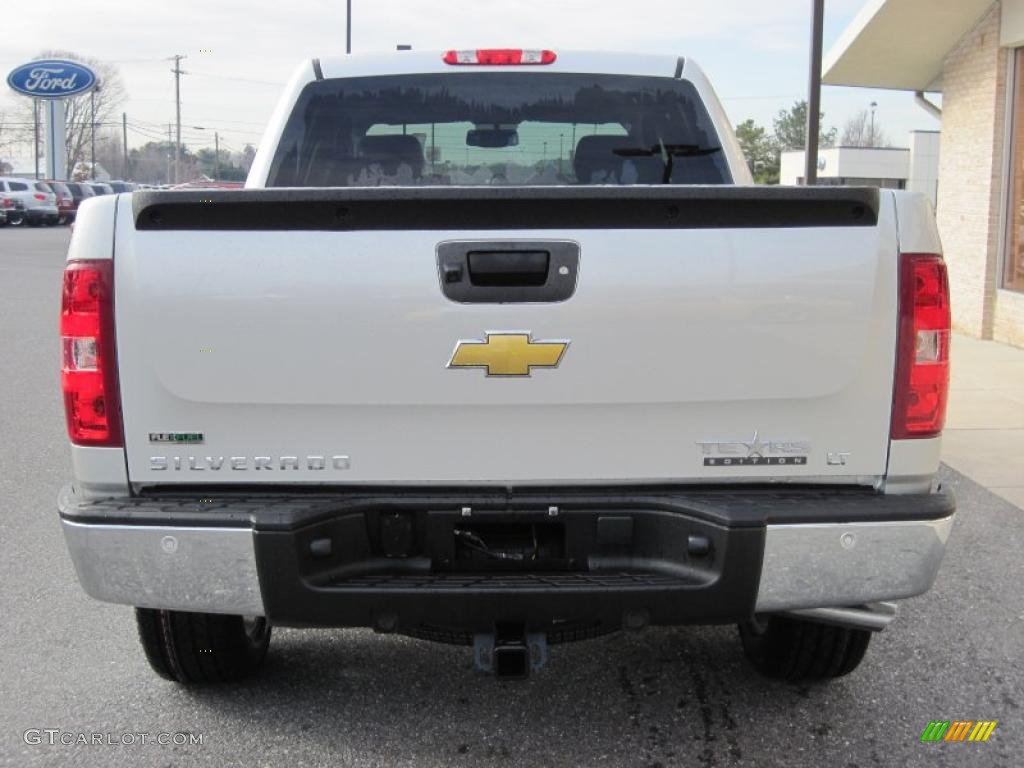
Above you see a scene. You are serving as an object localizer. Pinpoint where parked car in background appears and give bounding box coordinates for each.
[30,182,61,226]
[63,182,96,220]
[0,178,59,226]
[107,181,137,193]
[42,181,76,225]
[0,195,26,226]
[172,180,245,190]
[85,182,115,196]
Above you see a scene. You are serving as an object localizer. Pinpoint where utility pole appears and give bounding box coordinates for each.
[166,124,172,184]
[870,101,878,147]
[804,0,825,185]
[346,0,352,53]
[33,100,40,180]
[90,87,98,180]
[122,112,129,180]
[170,54,188,183]
[214,131,220,181]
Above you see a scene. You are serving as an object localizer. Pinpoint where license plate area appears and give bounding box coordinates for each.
[451,520,568,571]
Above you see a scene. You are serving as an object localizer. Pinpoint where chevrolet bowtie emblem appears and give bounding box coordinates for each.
[447,332,570,377]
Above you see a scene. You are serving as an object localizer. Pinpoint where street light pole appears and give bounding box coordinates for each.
[870,101,878,146]
[346,0,352,54]
[123,112,129,180]
[804,0,825,185]
[33,100,40,180]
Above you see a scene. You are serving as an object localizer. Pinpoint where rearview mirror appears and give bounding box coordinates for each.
[466,128,519,148]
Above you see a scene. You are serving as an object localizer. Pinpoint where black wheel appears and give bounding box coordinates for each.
[738,615,871,681]
[7,212,24,226]
[135,608,271,684]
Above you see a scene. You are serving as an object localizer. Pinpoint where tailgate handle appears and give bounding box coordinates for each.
[437,240,579,304]
[467,250,549,287]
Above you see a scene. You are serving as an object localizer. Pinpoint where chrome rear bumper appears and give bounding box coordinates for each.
[61,520,265,616]
[754,515,954,612]
[60,512,954,623]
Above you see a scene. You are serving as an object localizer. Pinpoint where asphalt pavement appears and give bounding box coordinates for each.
[0,225,1020,768]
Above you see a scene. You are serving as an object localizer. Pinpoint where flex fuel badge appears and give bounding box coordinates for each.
[149,432,205,445]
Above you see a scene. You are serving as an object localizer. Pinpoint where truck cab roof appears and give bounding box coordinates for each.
[316,50,689,80]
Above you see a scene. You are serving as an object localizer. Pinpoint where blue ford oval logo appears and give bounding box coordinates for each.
[7,59,97,99]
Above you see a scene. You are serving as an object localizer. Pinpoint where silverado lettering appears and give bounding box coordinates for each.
[149,455,351,471]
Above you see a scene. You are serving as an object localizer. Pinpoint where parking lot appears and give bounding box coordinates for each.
[0,225,1021,768]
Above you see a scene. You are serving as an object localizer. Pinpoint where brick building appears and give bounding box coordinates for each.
[825,0,1024,347]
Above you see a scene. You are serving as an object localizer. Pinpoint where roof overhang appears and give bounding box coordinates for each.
[823,0,995,92]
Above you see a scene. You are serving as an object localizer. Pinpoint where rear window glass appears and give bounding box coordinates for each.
[9,181,29,191]
[36,182,53,193]
[268,73,730,187]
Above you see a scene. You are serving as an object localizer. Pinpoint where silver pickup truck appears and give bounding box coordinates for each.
[58,49,954,684]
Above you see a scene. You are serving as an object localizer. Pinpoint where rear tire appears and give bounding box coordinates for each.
[135,608,271,683]
[738,614,871,681]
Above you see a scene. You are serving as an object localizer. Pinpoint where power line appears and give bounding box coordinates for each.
[188,72,285,86]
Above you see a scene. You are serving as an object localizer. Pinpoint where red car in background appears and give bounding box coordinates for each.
[59,182,98,225]
[42,180,76,225]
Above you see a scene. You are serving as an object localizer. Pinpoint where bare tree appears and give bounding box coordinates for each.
[94,127,135,179]
[0,109,11,176]
[841,109,891,148]
[0,109,9,157]
[16,50,126,173]
[128,142,174,185]
[239,144,257,173]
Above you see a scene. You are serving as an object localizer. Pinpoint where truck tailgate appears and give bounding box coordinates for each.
[115,187,898,486]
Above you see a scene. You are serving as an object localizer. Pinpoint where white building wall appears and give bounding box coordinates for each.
[780,144,918,186]
[780,147,842,185]
[834,147,909,178]
[1001,0,1024,46]
[780,151,806,185]
[907,131,941,206]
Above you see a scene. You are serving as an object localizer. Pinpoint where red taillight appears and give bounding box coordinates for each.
[61,260,123,446]
[443,49,557,66]
[34,193,47,201]
[891,253,950,439]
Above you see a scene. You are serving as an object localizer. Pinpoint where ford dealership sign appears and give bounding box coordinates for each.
[7,60,97,99]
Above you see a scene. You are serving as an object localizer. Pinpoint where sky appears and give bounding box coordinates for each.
[1,0,941,167]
